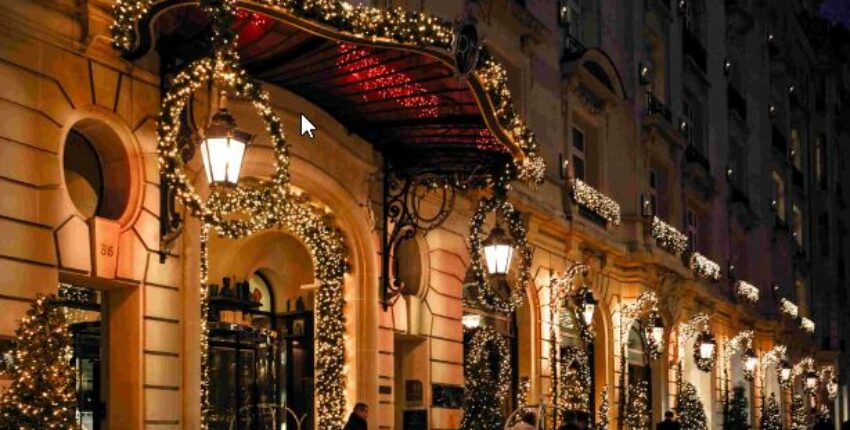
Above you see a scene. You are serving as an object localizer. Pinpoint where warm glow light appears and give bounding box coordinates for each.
[779,361,792,384]
[582,291,596,326]
[201,107,252,187]
[699,338,716,360]
[805,371,819,391]
[744,349,758,372]
[483,227,514,276]
[462,314,482,329]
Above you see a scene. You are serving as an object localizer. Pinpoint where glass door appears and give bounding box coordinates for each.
[71,322,103,430]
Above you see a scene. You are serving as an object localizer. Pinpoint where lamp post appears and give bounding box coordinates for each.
[200,95,253,187]
[482,226,514,276]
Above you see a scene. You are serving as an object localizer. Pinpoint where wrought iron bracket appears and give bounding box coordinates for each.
[380,160,461,310]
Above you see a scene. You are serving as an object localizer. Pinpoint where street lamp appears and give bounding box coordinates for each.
[648,315,665,348]
[744,348,758,373]
[200,98,252,187]
[805,370,819,392]
[581,290,596,326]
[778,360,792,385]
[697,332,716,361]
[483,226,514,276]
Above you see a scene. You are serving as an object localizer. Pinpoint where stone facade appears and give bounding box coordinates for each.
[0,0,847,429]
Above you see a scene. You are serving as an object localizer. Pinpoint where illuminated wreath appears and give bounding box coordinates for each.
[465,325,512,400]
[469,192,532,313]
[693,331,716,373]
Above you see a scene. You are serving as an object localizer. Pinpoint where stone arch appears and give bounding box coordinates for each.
[574,48,629,100]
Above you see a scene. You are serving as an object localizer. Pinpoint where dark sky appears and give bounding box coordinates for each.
[820,0,850,28]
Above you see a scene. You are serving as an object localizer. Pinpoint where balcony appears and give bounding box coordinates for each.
[650,216,689,256]
[569,179,621,227]
[727,84,747,122]
[646,93,673,123]
[772,126,787,156]
[682,30,707,73]
[563,34,588,62]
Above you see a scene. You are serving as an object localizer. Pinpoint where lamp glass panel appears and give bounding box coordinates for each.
[484,243,513,275]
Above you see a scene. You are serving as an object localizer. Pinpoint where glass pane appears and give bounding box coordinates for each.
[209,346,237,430]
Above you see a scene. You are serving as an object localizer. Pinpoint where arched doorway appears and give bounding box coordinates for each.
[206,231,317,430]
[627,323,653,425]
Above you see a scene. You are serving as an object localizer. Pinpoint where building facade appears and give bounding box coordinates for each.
[0,0,848,429]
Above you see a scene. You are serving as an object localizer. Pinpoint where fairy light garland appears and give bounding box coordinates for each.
[199,223,211,426]
[779,298,799,319]
[800,317,815,334]
[760,345,787,392]
[678,313,715,373]
[560,346,592,412]
[547,263,589,411]
[651,216,689,256]
[724,330,754,381]
[688,253,721,281]
[569,178,622,225]
[734,281,760,304]
[598,385,610,430]
[468,184,533,313]
[620,291,664,361]
[818,366,838,400]
[110,0,545,184]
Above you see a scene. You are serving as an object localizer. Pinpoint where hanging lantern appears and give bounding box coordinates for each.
[462,313,482,330]
[648,315,665,349]
[698,332,716,360]
[581,290,596,326]
[743,348,758,374]
[778,360,792,387]
[805,370,819,393]
[482,226,514,276]
[200,97,253,187]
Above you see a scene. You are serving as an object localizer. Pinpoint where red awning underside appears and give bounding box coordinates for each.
[155,8,510,176]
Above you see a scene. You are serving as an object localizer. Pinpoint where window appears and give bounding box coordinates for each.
[772,172,786,221]
[790,129,802,170]
[729,139,747,191]
[683,95,704,153]
[683,0,706,43]
[818,213,830,257]
[560,0,600,47]
[793,205,804,246]
[686,209,699,253]
[649,169,669,219]
[572,127,587,181]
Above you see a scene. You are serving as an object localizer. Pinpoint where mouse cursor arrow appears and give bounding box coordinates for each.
[300,114,316,139]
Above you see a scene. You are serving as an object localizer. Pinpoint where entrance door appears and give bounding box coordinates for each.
[71,322,103,430]
[278,311,314,430]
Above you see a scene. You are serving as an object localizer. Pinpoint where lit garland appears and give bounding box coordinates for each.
[461,324,511,430]
[560,346,592,412]
[818,366,838,400]
[110,0,545,184]
[569,178,622,225]
[516,377,531,409]
[651,216,689,256]
[800,317,815,334]
[779,298,799,319]
[468,186,533,313]
[621,291,664,361]
[678,313,716,373]
[0,295,76,429]
[689,253,721,281]
[199,223,211,425]
[723,330,754,382]
[598,385,610,430]
[548,264,590,411]
[734,281,760,304]
[760,345,788,392]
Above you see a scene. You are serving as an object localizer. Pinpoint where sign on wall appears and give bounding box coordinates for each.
[90,217,119,279]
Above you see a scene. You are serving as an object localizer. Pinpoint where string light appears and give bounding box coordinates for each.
[723,330,754,381]
[460,324,511,429]
[734,280,760,304]
[621,291,664,361]
[800,317,815,333]
[651,216,689,256]
[560,346,592,412]
[569,178,621,225]
[688,252,721,281]
[597,386,610,430]
[779,298,799,319]
[678,313,716,372]
[761,393,782,430]
[624,381,650,430]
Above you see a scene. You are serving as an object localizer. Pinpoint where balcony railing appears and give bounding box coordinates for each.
[646,93,673,123]
[570,179,621,226]
[683,30,707,72]
[772,126,787,155]
[727,84,747,121]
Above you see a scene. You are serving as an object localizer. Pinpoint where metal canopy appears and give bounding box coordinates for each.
[152,6,511,178]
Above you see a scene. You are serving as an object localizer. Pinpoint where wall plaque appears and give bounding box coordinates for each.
[90,217,120,279]
[405,380,423,403]
[403,410,427,430]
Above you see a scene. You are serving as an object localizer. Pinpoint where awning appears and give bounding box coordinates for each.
[116,0,544,182]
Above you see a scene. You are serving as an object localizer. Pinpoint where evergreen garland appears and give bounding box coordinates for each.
[0,295,76,429]
[625,381,651,430]
[598,385,610,430]
[760,393,782,430]
[677,382,708,430]
[724,385,750,430]
[790,394,806,430]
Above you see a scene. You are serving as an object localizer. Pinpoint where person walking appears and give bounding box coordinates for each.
[657,411,681,430]
[343,403,369,430]
[512,411,538,430]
